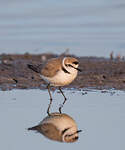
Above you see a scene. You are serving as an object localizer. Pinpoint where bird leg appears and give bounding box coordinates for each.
[58,87,67,113]
[47,84,52,116]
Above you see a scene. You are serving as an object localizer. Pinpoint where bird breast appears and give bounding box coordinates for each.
[42,68,78,86]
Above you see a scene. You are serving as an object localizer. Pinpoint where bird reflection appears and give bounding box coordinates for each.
[28,112,82,143]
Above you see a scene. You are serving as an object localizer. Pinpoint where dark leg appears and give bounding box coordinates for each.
[58,87,67,113]
[47,84,52,116]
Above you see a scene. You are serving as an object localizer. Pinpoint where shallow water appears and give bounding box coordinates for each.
[0,89,125,150]
[0,0,125,56]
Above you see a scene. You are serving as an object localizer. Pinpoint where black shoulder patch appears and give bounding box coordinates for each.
[61,127,70,135]
[62,67,70,74]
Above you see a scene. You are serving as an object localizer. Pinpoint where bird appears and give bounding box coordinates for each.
[27,56,81,115]
[28,112,82,143]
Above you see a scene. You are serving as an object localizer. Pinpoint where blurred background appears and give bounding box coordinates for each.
[0,0,125,56]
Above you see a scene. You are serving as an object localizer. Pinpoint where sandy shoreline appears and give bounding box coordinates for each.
[0,53,125,91]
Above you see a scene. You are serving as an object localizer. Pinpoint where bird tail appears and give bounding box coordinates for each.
[27,64,39,73]
[28,125,40,131]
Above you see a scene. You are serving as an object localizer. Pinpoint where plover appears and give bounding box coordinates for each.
[28,112,82,142]
[28,56,81,115]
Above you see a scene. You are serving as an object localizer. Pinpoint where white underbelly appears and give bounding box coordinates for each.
[40,70,78,86]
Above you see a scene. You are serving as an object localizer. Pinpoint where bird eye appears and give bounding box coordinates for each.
[72,61,79,65]
[65,64,71,67]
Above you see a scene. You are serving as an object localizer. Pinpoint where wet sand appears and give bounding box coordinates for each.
[0,53,125,91]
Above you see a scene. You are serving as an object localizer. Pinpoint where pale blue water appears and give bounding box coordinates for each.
[0,89,125,150]
[0,0,125,56]
[0,1,125,149]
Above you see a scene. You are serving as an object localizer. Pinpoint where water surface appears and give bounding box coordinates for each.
[0,89,125,150]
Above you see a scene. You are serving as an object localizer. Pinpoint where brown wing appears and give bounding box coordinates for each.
[41,57,63,77]
[41,123,62,142]
[28,123,62,141]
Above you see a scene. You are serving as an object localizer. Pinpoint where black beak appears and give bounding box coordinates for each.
[66,129,82,137]
[76,130,82,133]
[76,68,82,72]
[72,66,82,72]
